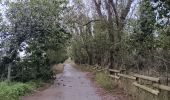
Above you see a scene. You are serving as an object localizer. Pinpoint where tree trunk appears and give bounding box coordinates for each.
[88,53,93,65]
[7,64,12,82]
[93,0,134,69]
[109,50,114,68]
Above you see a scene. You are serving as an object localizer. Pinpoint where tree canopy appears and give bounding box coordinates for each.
[0,0,71,82]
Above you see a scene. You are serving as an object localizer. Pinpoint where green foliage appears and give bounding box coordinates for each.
[0,0,71,82]
[159,26,170,50]
[95,72,115,91]
[132,0,156,51]
[0,82,35,100]
[121,0,158,70]
[70,22,111,65]
[153,0,170,21]
[69,0,170,74]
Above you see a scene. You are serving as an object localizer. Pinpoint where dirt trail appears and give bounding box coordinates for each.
[22,64,117,100]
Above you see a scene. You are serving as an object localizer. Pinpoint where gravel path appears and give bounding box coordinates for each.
[22,64,117,100]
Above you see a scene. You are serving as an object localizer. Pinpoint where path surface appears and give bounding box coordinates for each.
[22,64,115,100]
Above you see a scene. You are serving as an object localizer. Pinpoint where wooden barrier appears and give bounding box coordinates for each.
[95,67,170,97]
[92,66,105,72]
[118,73,136,80]
[108,69,120,80]
[133,82,159,95]
[153,83,170,91]
[107,68,170,99]
[133,74,160,82]
[109,75,120,79]
[97,68,105,72]
[109,69,120,73]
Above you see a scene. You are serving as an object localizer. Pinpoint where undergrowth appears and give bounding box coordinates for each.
[95,72,116,91]
[0,80,45,100]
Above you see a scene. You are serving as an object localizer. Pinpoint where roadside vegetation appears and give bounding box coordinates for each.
[0,82,32,100]
[68,0,170,100]
[95,72,115,91]
[69,0,170,77]
[0,0,70,99]
[0,81,45,100]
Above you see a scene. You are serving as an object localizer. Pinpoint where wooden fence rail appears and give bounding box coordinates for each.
[118,73,136,80]
[89,65,170,99]
[133,74,160,82]
[108,69,170,96]
[133,82,160,95]
[153,83,170,91]
[91,66,170,92]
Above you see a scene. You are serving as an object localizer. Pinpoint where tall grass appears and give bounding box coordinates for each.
[95,72,116,91]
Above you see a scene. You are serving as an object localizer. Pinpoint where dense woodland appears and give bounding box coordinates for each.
[68,0,170,77]
[0,0,169,88]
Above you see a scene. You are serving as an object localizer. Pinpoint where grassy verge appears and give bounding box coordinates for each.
[95,72,117,91]
[0,80,45,100]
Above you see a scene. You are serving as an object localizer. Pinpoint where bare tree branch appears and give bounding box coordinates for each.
[83,19,100,26]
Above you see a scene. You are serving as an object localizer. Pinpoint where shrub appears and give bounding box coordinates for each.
[0,82,35,100]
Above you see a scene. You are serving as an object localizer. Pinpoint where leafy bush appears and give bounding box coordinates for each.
[0,82,36,100]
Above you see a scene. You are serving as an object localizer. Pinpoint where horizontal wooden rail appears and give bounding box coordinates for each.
[109,69,120,73]
[108,69,170,97]
[160,77,170,81]
[153,83,170,91]
[109,75,120,79]
[133,74,160,82]
[118,73,136,80]
[133,82,159,95]
[97,69,105,72]
[105,68,108,70]
[92,67,98,70]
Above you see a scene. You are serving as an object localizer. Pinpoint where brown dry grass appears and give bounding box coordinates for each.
[52,63,64,74]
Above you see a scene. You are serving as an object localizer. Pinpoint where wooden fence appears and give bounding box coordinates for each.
[108,69,170,94]
[91,65,170,100]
